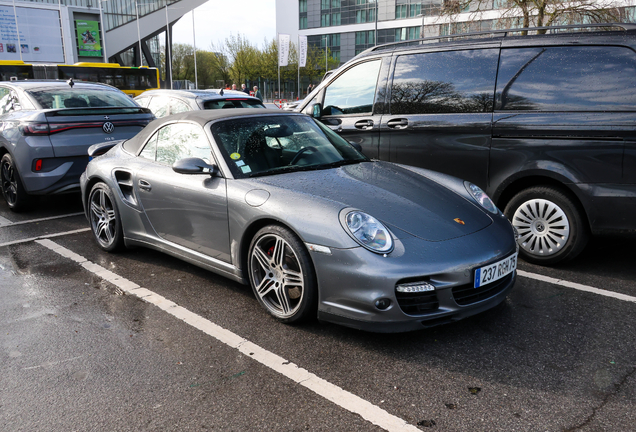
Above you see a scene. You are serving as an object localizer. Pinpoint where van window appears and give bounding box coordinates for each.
[323,60,381,115]
[496,46,636,111]
[390,49,498,114]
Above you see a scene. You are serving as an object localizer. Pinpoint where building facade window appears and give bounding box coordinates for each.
[332,12,341,25]
[395,26,419,41]
[299,0,307,13]
[396,4,407,18]
[300,16,308,29]
[321,0,330,9]
[321,13,331,26]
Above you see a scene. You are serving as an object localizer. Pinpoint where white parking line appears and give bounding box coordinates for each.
[0,212,84,228]
[35,238,420,432]
[517,270,636,303]
[0,228,90,248]
[0,215,13,226]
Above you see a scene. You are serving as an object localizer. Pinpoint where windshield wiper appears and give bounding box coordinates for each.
[247,159,366,178]
[314,159,366,170]
[248,165,313,177]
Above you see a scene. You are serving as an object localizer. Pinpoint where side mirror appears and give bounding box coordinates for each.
[304,102,322,118]
[172,157,218,176]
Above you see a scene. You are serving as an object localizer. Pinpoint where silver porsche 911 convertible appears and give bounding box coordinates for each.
[80,109,518,332]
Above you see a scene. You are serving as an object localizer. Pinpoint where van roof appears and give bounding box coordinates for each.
[359,23,636,58]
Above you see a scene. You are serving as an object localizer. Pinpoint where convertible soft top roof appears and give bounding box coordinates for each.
[122,108,304,155]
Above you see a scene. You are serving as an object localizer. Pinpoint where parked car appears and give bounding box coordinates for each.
[135,89,265,118]
[281,98,303,111]
[0,80,153,211]
[80,109,517,332]
[298,23,636,265]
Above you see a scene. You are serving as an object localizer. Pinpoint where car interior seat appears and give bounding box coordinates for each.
[243,130,280,173]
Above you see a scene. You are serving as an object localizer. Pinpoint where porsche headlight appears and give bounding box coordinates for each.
[345,211,393,253]
[464,182,498,214]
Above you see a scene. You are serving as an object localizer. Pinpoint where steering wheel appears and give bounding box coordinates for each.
[289,146,318,165]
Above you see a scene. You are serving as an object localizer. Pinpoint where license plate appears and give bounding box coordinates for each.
[474,253,517,288]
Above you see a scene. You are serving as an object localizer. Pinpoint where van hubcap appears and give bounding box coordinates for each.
[512,198,570,257]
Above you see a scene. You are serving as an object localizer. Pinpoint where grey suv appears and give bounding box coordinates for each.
[0,80,153,211]
[299,23,636,265]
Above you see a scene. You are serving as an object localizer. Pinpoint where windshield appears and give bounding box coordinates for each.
[28,88,139,109]
[210,115,367,178]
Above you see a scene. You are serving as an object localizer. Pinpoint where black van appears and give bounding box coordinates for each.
[299,23,636,265]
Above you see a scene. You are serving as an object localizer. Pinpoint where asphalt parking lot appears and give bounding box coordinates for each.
[1,193,635,431]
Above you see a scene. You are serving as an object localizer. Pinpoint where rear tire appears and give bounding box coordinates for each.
[504,186,588,265]
[1,153,32,212]
[88,182,125,252]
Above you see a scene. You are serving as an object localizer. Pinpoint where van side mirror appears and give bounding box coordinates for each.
[305,103,322,118]
[173,157,218,176]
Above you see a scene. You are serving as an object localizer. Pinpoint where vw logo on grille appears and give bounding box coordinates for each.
[102,122,115,134]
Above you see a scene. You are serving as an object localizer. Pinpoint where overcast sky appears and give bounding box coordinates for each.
[171,0,277,50]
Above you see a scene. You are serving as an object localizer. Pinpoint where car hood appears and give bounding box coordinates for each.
[254,161,493,242]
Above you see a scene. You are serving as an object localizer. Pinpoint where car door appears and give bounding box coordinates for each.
[315,57,389,158]
[384,46,499,189]
[134,121,231,262]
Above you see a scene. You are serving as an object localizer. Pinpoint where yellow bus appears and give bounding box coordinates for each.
[0,60,160,97]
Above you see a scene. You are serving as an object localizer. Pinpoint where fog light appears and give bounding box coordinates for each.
[396,281,435,293]
[374,298,392,310]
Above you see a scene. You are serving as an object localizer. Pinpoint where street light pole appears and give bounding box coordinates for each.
[135,0,142,66]
[165,5,172,89]
[12,0,23,62]
[192,10,198,89]
[58,0,67,63]
[98,0,108,61]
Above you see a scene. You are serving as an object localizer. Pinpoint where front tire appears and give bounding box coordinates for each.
[248,225,317,323]
[88,182,124,252]
[504,186,588,265]
[1,153,32,211]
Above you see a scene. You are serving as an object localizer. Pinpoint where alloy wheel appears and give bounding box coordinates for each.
[1,159,18,206]
[249,233,305,319]
[511,198,570,257]
[89,187,117,247]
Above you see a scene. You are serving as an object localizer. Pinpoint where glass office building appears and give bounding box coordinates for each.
[281,0,636,66]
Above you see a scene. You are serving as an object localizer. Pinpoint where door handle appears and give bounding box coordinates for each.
[138,179,152,192]
[354,120,374,130]
[387,118,409,129]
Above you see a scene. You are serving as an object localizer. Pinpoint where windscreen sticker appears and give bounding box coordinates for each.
[235,160,245,167]
[230,152,241,160]
[241,165,252,174]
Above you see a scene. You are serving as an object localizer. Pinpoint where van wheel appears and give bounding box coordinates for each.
[504,186,588,265]
[1,153,32,212]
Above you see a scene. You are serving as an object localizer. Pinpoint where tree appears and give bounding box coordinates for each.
[439,0,620,34]
[224,33,260,85]
[170,43,195,82]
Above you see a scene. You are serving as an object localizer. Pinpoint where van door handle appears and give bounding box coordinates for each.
[387,118,408,129]
[354,120,374,130]
[138,179,152,192]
